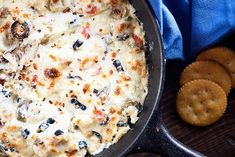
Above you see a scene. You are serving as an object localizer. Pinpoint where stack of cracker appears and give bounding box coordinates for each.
[177,47,235,126]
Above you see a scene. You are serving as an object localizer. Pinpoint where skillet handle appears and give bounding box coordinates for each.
[129,109,206,157]
[135,106,206,157]
[151,112,206,157]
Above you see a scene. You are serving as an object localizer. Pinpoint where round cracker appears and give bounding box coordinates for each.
[176,79,227,126]
[196,47,235,88]
[180,61,231,95]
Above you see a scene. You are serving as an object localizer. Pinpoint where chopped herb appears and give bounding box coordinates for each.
[22,129,30,139]
[113,60,124,72]
[73,39,83,51]
[54,130,64,136]
[78,141,87,149]
[47,118,55,124]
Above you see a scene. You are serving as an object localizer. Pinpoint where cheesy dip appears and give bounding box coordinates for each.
[0,0,148,156]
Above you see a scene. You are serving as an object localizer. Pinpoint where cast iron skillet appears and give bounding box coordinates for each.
[94,1,205,157]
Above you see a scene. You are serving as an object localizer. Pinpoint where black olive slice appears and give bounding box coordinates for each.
[117,116,130,127]
[92,131,102,143]
[22,129,30,139]
[37,122,49,133]
[78,141,87,149]
[70,99,87,110]
[99,116,109,126]
[73,39,83,51]
[11,20,30,40]
[116,33,129,41]
[135,102,143,115]
[54,130,64,136]
[47,118,55,124]
[113,60,124,72]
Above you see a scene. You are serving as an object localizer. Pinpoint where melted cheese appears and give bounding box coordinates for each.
[0,0,148,156]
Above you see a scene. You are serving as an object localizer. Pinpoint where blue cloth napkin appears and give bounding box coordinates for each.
[149,0,235,61]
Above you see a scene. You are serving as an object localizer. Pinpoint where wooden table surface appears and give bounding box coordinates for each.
[159,33,235,157]
[160,61,235,157]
